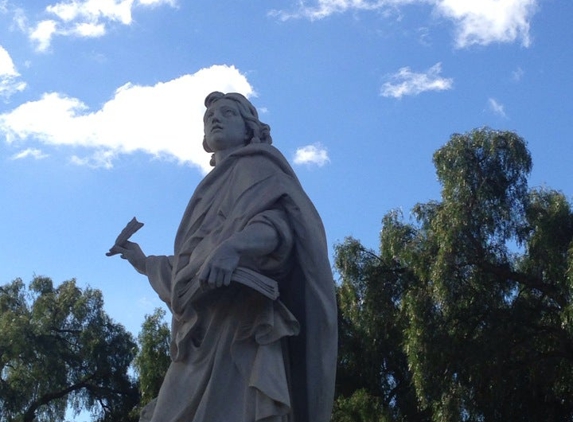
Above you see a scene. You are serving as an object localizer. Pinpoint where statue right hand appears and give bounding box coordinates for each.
[114,241,147,275]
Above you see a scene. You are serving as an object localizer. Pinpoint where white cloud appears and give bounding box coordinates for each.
[26,0,176,51]
[488,98,507,118]
[435,0,536,48]
[47,0,133,24]
[0,45,27,99]
[11,148,49,160]
[0,64,253,172]
[269,0,410,21]
[272,0,538,48]
[293,143,330,167]
[29,20,58,52]
[137,0,177,6]
[381,62,452,98]
[0,45,18,76]
[73,22,106,37]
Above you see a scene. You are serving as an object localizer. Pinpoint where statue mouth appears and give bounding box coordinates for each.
[211,125,223,132]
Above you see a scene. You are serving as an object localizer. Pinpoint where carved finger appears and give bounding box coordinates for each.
[222,270,232,287]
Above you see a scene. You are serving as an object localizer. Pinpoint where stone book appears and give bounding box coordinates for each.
[230,267,279,300]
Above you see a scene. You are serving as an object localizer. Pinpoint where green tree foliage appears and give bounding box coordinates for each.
[133,308,171,407]
[335,128,573,421]
[334,237,428,421]
[332,389,386,422]
[0,277,138,422]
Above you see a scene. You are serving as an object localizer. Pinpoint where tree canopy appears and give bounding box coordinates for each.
[0,277,138,422]
[132,308,171,410]
[334,128,573,421]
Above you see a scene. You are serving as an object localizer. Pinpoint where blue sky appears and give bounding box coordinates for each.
[1,0,572,339]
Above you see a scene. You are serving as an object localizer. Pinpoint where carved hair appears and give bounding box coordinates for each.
[202,92,272,159]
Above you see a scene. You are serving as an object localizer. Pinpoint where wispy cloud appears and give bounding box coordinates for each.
[512,67,524,82]
[381,62,453,99]
[11,148,49,160]
[137,296,165,312]
[0,45,27,99]
[0,64,253,172]
[293,143,330,167]
[269,0,406,21]
[488,98,507,118]
[70,150,115,169]
[24,0,177,52]
[271,0,538,48]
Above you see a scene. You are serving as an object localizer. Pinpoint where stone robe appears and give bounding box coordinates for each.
[143,144,337,422]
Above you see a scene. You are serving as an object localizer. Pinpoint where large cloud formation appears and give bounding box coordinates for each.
[0,65,254,172]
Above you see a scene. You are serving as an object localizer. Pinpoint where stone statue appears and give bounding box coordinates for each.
[110,92,337,422]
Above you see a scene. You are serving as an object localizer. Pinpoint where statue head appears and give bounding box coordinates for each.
[203,92,272,162]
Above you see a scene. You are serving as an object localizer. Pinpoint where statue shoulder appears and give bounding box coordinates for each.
[233,146,289,182]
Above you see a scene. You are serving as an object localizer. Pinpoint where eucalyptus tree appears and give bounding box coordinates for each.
[133,308,171,408]
[0,277,138,422]
[387,128,573,420]
[335,128,573,421]
[333,234,428,421]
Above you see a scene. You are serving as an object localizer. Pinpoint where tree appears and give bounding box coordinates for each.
[334,237,428,421]
[332,389,386,422]
[335,128,573,421]
[0,277,138,422]
[133,308,171,408]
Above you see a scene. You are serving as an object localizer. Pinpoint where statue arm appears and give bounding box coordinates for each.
[198,208,292,289]
[112,241,174,305]
[145,255,175,305]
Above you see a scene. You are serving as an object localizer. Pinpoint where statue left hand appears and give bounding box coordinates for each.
[198,242,240,289]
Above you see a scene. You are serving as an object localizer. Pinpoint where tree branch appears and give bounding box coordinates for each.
[22,374,97,422]
[479,261,567,309]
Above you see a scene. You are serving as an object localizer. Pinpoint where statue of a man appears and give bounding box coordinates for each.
[114,92,337,422]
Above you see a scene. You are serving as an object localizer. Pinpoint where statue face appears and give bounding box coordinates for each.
[204,99,249,152]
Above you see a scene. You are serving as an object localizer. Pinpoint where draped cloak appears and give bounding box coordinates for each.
[143,144,337,422]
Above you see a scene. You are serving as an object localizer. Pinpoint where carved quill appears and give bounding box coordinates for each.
[106,217,144,256]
